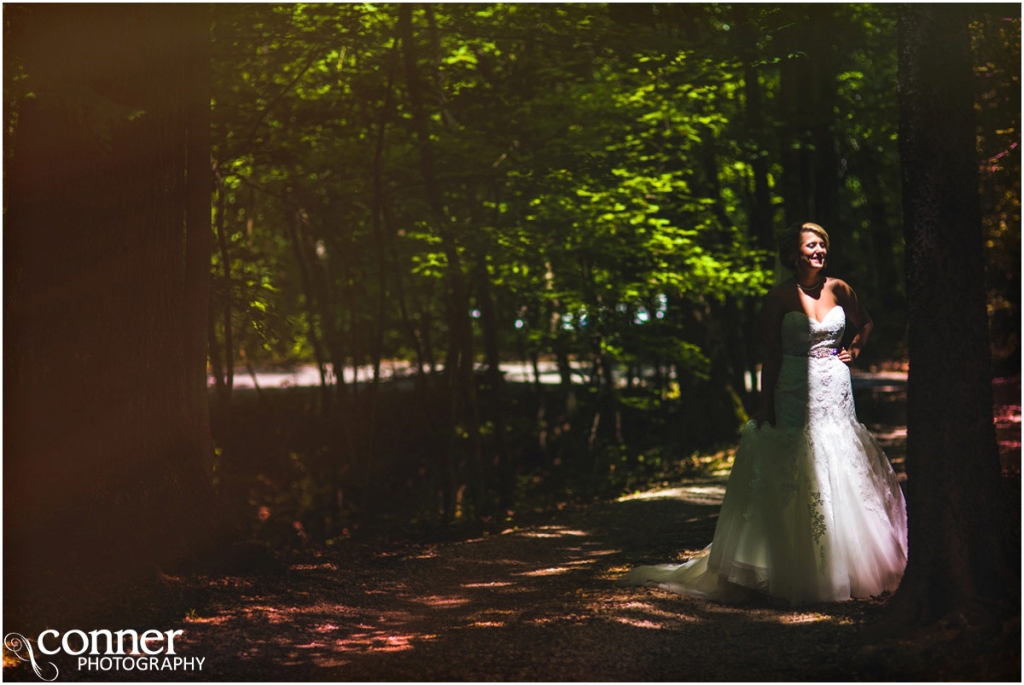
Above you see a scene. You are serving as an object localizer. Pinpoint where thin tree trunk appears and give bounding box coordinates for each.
[286,212,332,418]
[384,208,429,389]
[399,4,487,516]
[215,182,234,407]
[739,4,773,251]
[208,289,226,407]
[238,346,268,409]
[476,258,514,511]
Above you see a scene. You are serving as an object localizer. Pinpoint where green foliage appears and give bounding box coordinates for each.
[194,3,1017,530]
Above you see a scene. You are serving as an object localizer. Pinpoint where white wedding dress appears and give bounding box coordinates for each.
[623,306,908,605]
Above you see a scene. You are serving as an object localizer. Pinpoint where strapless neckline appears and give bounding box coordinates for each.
[785,305,843,325]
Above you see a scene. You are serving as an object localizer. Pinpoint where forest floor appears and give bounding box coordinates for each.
[62,479,1018,682]
[5,374,1020,682]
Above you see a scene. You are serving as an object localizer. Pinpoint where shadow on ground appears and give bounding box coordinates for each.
[19,477,906,682]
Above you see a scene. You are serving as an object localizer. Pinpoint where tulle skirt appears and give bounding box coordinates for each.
[622,417,908,606]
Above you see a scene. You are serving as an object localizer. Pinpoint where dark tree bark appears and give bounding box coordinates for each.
[887,3,1016,629]
[360,39,400,514]
[777,7,841,233]
[399,4,488,517]
[286,212,333,419]
[475,258,514,511]
[807,5,841,233]
[736,4,773,251]
[384,205,429,389]
[4,4,222,619]
[215,180,235,409]
[777,11,812,227]
[184,5,215,481]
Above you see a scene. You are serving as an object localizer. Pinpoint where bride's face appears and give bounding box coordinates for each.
[796,231,827,272]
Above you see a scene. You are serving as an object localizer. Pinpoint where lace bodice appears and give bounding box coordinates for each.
[781,306,845,356]
[775,306,854,428]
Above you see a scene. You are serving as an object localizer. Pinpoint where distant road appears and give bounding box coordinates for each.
[210,362,908,392]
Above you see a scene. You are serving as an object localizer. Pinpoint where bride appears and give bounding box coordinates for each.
[622,223,908,606]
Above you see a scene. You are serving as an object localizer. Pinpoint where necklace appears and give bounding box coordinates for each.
[795,276,823,292]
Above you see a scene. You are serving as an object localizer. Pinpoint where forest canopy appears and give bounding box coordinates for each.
[3,3,1019,541]
[198,3,1018,377]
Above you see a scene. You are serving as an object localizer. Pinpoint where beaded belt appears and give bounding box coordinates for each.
[808,347,838,359]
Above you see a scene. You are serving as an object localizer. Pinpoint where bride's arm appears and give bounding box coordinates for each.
[753,289,784,427]
[833,279,873,364]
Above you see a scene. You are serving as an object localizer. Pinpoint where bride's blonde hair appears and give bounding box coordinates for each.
[777,222,830,271]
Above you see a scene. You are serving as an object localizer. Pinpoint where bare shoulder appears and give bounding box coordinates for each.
[826,277,857,301]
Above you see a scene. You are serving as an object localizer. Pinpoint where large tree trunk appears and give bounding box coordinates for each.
[886,3,1016,629]
[4,4,222,621]
[807,5,840,234]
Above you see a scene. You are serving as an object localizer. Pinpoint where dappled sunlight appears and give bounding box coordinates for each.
[597,565,632,579]
[460,609,520,630]
[314,623,341,634]
[753,609,862,627]
[184,614,232,626]
[451,557,530,567]
[327,631,438,655]
[455,537,491,545]
[582,548,618,557]
[775,612,829,625]
[241,605,291,624]
[289,562,339,571]
[412,595,471,608]
[617,484,727,505]
[518,566,574,577]
[462,581,514,588]
[584,595,703,625]
[613,616,664,629]
[507,525,590,539]
[490,584,540,594]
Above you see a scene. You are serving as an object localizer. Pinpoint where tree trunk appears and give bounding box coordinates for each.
[4,4,221,620]
[384,207,429,389]
[184,4,215,481]
[286,212,333,419]
[215,181,235,408]
[399,4,488,517]
[885,3,1015,629]
[475,259,514,511]
[778,11,811,226]
[807,5,840,234]
[737,4,774,250]
[360,40,399,513]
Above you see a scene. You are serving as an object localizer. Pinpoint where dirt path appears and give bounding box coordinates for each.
[145,480,890,682]
[7,376,1019,682]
